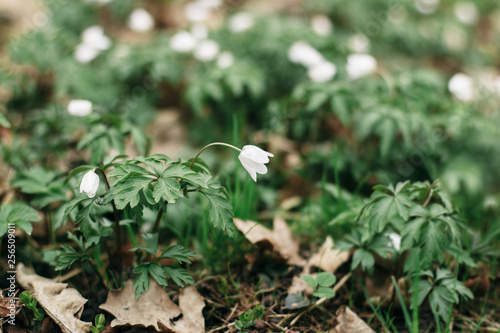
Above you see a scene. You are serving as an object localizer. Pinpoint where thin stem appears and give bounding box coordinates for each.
[95,168,122,277]
[152,206,166,234]
[189,142,241,169]
[420,179,440,207]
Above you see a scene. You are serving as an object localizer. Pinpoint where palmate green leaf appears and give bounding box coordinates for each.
[313,287,336,299]
[112,175,154,209]
[199,188,235,237]
[401,217,426,250]
[0,202,40,236]
[162,164,208,188]
[55,244,89,271]
[153,177,184,203]
[133,264,150,299]
[159,244,201,264]
[410,279,433,308]
[316,272,336,287]
[429,286,454,321]
[162,266,195,287]
[351,248,375,274]
[422,222,446,264]
[301,275,317,289]
[148,262,169,288]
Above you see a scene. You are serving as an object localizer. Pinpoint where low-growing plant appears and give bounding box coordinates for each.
[234,303,265,331]
[19,291,45,323]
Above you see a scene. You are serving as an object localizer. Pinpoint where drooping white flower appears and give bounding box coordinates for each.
[68,100,93,116]
[454,2,478,25]
[128,8,155,32]
[194,39,219,62]
[170,31,197,52]
[346,53,377,80]
[448,73,475,101]
[311,14,333,36]
[185,2,211,23]
[348,33,370,53]
[308,61,337,82]
[80,169,100,198]
[217,51,234,69]
[414,0,440,15]
[81,25,112,51]
[386,233,401,251]
[74,43,100,63]
[228,12,254,33]
[288,42,324,67]
[238,145,274,182]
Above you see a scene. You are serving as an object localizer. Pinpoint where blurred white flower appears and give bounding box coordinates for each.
[448,73,475,101]
[308,61,337,83]
[228,12,254,33]
[414,0,440,15]
[68,100,93,117]
[346,53,377,80]
[443,25,467,51]
[348,33,370,53]
[288,42,324,67]
[194,39,219,62]
[311,14,333,36]
[217,52,234,68]
[494,76,500,96]
[128,8,155,32]
[82,25,111,51]
[198,0,222,8]
[80,169,100,198]
[454,2,479,25]
[170,31,197,52]
[238,145,274,182]
[185,2,211,23]
[74,43,100,63]
[191,23,208,40]
[83,0,113,4]
[386,233,401,251]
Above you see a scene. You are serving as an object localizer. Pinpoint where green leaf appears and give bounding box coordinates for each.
[351,248,375,274]
[64,165,95,185]
[411,279,433,308]
[316,272,336,288]
[313,287,336,299]
[199,188,235,237]
[162,266,195,287]
[422,222,445,264]
[429,286,454,321]
[301,275,317,289]
[162,164,208,188]
[133,264,151,298]
[148,262,169,288]
[0,202,40,236]
[0,112,11,128]
[113,176,153,209]
[130,233,158,256]
[153,177,184,203]
[158,244,201,264]
[55,245,88,271]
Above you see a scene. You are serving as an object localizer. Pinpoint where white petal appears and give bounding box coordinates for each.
[238,155,257,181]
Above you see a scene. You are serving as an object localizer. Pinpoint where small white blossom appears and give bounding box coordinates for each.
[80,169,100,198]
[454,2,478,25]
[346,53,377,80]
[197,0,222,8]
[170,31,197,53]
[311,14,333,36]
[308,61,337,82]
[185,2,211,23]
[82,25,111,51]
[128,8,155,32]
[68,100,93,116]
[288,42,324,67]
[238,145,274,182]
[348,33,370,53]
[386,233,401,251]
[191,23,208,40]
[74,43,100,63]
[414,0,440,15]
[448,73,475,101]
[228,12,254,33]
[194,39,219,62]
[217,52,234,69]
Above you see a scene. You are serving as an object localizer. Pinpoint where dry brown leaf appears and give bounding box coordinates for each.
[287,275,315,295]
[331,305,375,333]
[234,217,306,266]
[16,263,91,333]
[309,236,350,274]
[100,280,205,333]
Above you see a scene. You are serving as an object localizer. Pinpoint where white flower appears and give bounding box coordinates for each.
[68,100,93,116]
[386,233,401,251]
[414,0,440,15]
[238,145,274,182]
[288,42,324,67]
[494,76,500,96]
[74,43,100,63]
[194,39,219,62]
[228,12,254,33]
[348,33,370,53]
[80,169,100,198]
[346,53,377,80]
[217,52,234,68]
[191,23,208,40]
[308,61,337,82]
[170,31,197,52]
[128,8,155,32]
[454,2,478,25]
[197,0,222,8]
[185,2,211,23]
[448,73,475,101]
[311,14,333,36]
[82,25,112,51]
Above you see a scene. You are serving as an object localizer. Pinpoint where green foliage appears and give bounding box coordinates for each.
[234,304,265,331]
[20,291,45,322]
[89,314,106,333]
[0,201,40,236]
[302,272,337,299]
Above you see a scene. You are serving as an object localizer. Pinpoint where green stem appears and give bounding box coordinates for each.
[95,168,122,277]
[189,142,241,169]
[420,179,440,207]
[152,206,166,234]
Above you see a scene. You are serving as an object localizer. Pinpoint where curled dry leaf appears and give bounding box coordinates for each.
[309,236,350,274]
[234,217,306,266]
[100,280,205,333]
[331,305,375,333]
[16,263,91,333]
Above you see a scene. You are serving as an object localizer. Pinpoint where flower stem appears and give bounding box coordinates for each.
[152,206,166,234]
[95,168,122,277]
[189,142,241,169]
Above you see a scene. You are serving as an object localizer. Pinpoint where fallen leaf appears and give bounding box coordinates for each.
[309,236,350,274]
[100,280,205,333]
[234,217,306,266]
[16,263,91,333]
[0,288,21,319]
[331,305,375,333]
[287,275,315,295]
